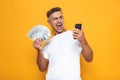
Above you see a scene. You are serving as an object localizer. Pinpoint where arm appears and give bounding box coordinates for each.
[33,38,49,72]
[73,29,93,62]
[80,38,93,62]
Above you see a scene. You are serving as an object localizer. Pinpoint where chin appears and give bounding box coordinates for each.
[57,30,64,34]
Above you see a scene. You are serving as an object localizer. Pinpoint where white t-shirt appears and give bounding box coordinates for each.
[43,30,82,80]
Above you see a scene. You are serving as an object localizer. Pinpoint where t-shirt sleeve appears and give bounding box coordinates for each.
[76,41,83,53]
[43,45,49,59]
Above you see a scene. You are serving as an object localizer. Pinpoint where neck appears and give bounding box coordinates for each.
[54,29,67,35]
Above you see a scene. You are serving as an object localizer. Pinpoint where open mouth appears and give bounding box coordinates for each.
[56,23,63,29]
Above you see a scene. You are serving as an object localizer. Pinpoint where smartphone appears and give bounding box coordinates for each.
[75,24,82,30]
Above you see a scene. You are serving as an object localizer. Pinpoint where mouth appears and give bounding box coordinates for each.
[56,23,63,30]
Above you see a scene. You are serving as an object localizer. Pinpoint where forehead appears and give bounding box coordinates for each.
[49,11,63,18]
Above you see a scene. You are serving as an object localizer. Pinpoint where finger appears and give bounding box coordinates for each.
[73,33,79,39]
[73,35,77,39]
[35,38,42,43]
[73,33,78,36]
[35,38,42,41]
[74,29,82,34]
[73,30,78,34]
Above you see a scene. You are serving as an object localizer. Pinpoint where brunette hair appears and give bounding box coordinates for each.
[46,7,62,18]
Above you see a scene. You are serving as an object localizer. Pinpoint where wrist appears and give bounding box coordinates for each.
[37,49,42,53]
[80,39,88,45]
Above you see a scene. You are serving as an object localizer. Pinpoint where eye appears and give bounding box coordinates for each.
[60,16,63,19]
[53,17,58,21]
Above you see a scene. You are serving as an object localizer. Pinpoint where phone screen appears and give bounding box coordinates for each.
[75,24,82,30]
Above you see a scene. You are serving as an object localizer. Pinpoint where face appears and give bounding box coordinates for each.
[48,11,64,34]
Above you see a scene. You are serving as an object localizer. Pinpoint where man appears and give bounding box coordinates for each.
[33,7,93,80]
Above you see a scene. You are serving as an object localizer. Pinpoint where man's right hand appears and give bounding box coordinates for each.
[33,38,43,52]
[33,38,49,72]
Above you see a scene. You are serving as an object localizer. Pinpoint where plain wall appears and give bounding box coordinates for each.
[0,0,120,80]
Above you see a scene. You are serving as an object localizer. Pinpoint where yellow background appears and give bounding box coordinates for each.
[0,0,120,80]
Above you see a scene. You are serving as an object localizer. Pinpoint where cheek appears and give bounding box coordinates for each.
[51,21,57,27]
[50,22,56,29]
[51,22,56,27]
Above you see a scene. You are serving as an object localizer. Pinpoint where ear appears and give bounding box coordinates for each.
[47,19,50,24]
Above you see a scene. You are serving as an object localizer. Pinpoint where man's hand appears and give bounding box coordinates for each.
[73,28,86,43]
[33,38,49,71]
[33,38,43,52]
[73,28,93,62]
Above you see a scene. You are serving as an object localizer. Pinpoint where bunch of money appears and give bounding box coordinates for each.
[27,25,51,41]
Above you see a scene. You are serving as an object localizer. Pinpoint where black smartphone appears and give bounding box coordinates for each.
[75,24,82,30]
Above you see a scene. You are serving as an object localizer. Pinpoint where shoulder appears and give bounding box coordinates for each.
[66,30,73,33]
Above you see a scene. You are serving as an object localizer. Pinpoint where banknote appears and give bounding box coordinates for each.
[27,25,51,41]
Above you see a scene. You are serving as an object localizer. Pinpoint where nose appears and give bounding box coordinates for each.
[57,18,61,22]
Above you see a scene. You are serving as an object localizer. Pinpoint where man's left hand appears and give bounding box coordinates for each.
[73,28,86,43]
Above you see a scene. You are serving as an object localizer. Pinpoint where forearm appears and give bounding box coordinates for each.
[37,50,49,72]
[81,39,93,62]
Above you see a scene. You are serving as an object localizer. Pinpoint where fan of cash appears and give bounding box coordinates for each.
[27,25,51,41]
